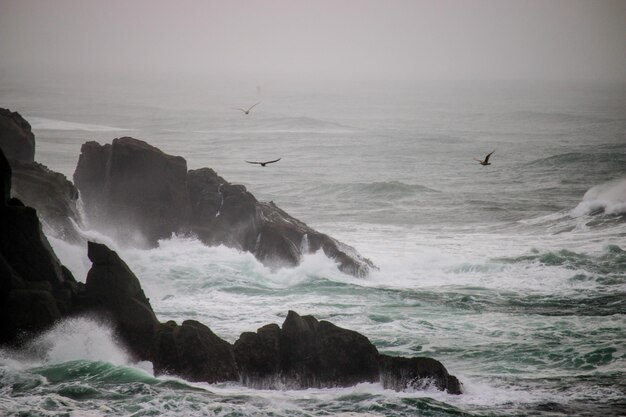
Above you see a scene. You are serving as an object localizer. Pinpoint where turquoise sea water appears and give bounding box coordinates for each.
[1,78,625,416]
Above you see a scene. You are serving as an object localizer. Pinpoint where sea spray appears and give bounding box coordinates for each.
[20,318,131,366]
[571,177,626,217]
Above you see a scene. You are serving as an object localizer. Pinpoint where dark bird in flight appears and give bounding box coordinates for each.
[474,150,495,166]
[245,158,281,167]
[233,102,261,115]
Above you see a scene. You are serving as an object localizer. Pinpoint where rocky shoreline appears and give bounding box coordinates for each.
[0,108,462,394]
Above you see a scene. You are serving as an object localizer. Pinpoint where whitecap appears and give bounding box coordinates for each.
[571,177,626,217]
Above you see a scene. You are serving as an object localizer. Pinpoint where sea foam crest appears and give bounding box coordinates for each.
[571,177,626,217]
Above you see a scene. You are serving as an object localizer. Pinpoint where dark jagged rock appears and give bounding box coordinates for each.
[0,108,35,162]
[74,137,374,276]
[10,160,82,243]
[73,138,192,246]
[234,311,379,389]
[77,241,239,383]
[78,241,159,361]
[188,168,374,276]
[0,108,82,243]
[257,201,373,276]
[234,310,461,393]
[233,324,282,385]
[152,320,239,383]
[0,148,80,345]
[187,168,262,251]
[281,311,380,388]
[380,355,462,394]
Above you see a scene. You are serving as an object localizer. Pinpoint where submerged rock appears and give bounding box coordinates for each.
[75,137,374,276]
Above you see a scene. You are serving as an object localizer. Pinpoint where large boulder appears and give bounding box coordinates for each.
[187,168,263,251]
[0,108,35,162]
[10,160,82,243]
[73,138,192,246]
[234,310,462,393]
[151,320,239,383]
[78,241,159,360]
[233,323,282,387]
[74,138,375,277]
[234,310,380,389]
[380,355,462,394]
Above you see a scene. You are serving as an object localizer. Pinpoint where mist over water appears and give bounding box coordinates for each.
[1,77,626,416]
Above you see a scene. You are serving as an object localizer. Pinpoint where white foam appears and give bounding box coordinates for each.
[571,177,626,217]
[0,318,131,369]
[47,236,90,282]
[46,226,123,282]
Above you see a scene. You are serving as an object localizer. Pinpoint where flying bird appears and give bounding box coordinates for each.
[245,158,281,167]
[233,102,261,115]
[474,150,495,166]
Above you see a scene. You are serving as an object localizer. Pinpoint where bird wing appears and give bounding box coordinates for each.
[473,157,483,163]
[263,158,281,164]
[233,107,247,112]
[247,102,261,112]
[484,150,495,163]
[245,160,262,164]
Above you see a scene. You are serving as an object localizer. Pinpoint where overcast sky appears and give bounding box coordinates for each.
[1,0,625,83]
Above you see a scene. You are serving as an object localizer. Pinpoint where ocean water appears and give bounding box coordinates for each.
[1,78,625,416]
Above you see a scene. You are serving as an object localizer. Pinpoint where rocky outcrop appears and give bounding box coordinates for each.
[0,108,35,162]
[10,160,82,243]
[151,320,239,383]
[234,310,380,389]
[380,355,462,394]
[74,137,375,276]
[233,310,462,394]
[76,241,159,360]
[0,148,80,345]
[0,108,82,243]
[73,138,191,246]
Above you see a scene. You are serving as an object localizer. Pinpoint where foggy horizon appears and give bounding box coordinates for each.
[1,0,626,86]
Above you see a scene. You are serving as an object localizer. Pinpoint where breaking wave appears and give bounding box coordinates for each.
[571,178,626,217]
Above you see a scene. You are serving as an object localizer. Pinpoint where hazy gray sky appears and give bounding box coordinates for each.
[1,0,625,83]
